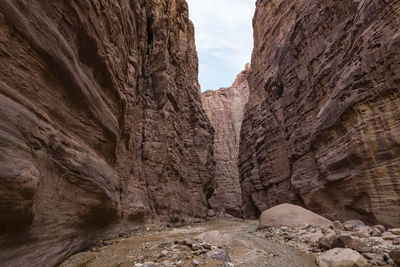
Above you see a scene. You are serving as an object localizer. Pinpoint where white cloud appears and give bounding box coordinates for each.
[187,0,255,91]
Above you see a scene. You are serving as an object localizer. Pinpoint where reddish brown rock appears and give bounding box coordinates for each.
[0,0,214,266]
[239,0,400,225]
[201,66,250,217]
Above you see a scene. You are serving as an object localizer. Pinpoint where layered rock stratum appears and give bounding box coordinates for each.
[202,66,250,217]
[0,0,215,265]
[240,0,400,226]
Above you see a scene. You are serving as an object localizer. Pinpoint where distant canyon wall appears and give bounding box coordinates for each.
[0,0,214,265]
[202,65,250,217]
[240,0,400,226]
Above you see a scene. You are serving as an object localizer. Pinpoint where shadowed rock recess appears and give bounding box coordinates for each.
[201,65,250,217]
[0,0,215,265]
[240,0,400,226]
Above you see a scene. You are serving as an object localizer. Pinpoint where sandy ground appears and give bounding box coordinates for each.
[60,218,317,267]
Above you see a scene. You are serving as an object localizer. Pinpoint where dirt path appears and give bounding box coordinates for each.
[60,218,316,267]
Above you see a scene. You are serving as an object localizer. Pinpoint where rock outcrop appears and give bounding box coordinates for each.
[240,0,400,226]
[202,65,250,217]
[0,0,214,265]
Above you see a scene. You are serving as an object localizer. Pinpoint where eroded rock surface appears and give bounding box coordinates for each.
[202,66,250,217]
[0,0,214,265]
[240,0,400,225]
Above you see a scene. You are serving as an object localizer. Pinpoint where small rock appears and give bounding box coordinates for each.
[206,249,231,262]
[333,221,345,231]
[344,224,355,231]
[362,253,375,260]
[374,225,386,233]
[370,228,382,237]
[223,262,235,267]
[191,243,201,251]
[161,250,168,257]
[393,237,400,245]
[343,220,365,232]
[207,209,216,217]
[137,256,145,263]
[382,232,398,240]
[319,230,338,249]
[192,259,200,266]
[357,229,370,239]
[203,243,212,250]
[183,238,194,247]
[391,229,400,236]
[316,248,368,267]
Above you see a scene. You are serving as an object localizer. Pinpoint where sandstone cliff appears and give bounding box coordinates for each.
[240,0,400,226]
[0,0,214,265]
[202,66,250,217]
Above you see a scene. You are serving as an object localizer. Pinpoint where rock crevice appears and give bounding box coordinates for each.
[202,65,250,217]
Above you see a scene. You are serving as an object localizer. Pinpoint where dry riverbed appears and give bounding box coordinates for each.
[60,218,316,267]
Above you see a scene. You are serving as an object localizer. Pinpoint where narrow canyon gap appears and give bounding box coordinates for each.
[201,64,251,217]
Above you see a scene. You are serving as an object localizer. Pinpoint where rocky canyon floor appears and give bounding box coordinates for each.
[60,217,316,267]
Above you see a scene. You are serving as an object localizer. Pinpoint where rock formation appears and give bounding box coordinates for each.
[202,65,250,217]
[0,0,215,265]
[240,0,400,227]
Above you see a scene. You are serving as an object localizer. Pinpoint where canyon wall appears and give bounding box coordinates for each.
[240,0,400,226]
[202,66,250,217]
[0,0,215,265]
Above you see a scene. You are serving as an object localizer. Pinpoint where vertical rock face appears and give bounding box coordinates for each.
[240,0,400,226]
[202,66,250,217]
[0,0,214,265]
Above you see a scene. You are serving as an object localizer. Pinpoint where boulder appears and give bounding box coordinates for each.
[389,248,400,266]
[258,204,332,229]
[316,248,368,267]
[206,249,231,262]
[339,235,372,253]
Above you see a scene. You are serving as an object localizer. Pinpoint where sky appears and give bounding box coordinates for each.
[186,0,255,91]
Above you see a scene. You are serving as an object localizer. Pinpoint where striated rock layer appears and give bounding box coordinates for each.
[0,0,214,265]
[202,66,250,217]
[240,0,400,226]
